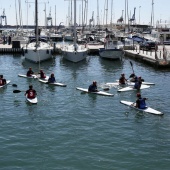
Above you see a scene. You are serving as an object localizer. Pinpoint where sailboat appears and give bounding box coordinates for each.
[23,0,53,63]
[61,0,88,62]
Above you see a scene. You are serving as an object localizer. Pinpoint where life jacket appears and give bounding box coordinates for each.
[40,72,46,78]
[27,90,36,99]
[0,79,5,86]
[138,98,146,109]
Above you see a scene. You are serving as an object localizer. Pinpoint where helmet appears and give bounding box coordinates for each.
[138,76,141,79]
[51,73,54,76]
[121,73,125,76]
[136,93,141,97]
[40,69,43,71]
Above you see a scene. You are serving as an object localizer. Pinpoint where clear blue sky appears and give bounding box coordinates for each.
[0,0,169,26]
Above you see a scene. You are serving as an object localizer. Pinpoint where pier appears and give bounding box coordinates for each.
[124,45,170,68]
[0,42,170,68]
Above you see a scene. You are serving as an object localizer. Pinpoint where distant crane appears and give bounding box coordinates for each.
[46,7,52,26]
[117,10,124,24]
[89,11,94,28]
[129,7,136,24]
[0,9,7,26]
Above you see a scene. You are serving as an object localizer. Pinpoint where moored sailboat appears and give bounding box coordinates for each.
[23,0,53,63]
[61,0,88,62]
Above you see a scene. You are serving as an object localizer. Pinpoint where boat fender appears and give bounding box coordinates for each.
[46,49,49,54]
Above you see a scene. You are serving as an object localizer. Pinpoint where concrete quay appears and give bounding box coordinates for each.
[124,45,170,68]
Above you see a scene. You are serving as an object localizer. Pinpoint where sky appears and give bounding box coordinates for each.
[0,0,170,26]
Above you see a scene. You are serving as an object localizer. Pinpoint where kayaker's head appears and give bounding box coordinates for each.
[29,67,32,70]
[29,85,33,89]
[121,73,125,77]
[40,69,43,72]
[93,81,97,85]
[0,75,3,78]
[51,73,54,77]
[138,76,141,79]
[136,93,141,98]
[129,73,135,78]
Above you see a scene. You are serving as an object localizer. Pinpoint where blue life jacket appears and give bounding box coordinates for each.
[138,98,146,109]
[88,84,97,92]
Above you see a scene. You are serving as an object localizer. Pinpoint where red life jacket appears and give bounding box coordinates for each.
[0,79,4,86]
[27,90,36,99]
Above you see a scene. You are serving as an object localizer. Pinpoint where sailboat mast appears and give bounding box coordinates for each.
[74,0,76,47]
[35,0,38,48]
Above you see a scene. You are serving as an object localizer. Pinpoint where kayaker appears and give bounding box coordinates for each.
[39,69,46,79]
[27,67,34,77]
[136,93,147,109]
[119,73,127,85]
[130,73,144,82]
[25,85,37,99]
[134,76,142,90]
[0,75,6,85]
[88,81,98,92]
[48,73,56,83]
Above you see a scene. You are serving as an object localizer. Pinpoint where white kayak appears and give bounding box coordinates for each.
[120,100,163,115]
[0,80,10,88]
[26,95,38,104]
[38,79,67,87]
[116,80,155,85]
[118,84,150,92]
[18,74,37,79]
[76,87,114,96]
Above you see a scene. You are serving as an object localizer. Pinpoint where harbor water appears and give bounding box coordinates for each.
[0,53,170,170]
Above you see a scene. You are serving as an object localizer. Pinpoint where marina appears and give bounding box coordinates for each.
[0,0,170,170]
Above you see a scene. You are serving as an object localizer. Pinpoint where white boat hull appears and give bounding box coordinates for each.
[38,79,67,87]
[99,48,123,59]
[26,95,38,104]
[24,42,53,63]
[120,100,163,115]
[118,84,150,92]
[76,87,114,96]
[61,44,87,62]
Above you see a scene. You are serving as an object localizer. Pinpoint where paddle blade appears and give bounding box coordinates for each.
[12,84,17,87]
[130,61,133,67]
[13,90,23,93]
[103,87,110,91]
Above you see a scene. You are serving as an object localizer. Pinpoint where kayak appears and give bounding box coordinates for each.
[18,74,37,79]
[76,87,114,96]
[26,95,38,104]
[120,100,163,115]
[38,79,67,87]
[116,80,155,85]
[118,84,150,92]
[0,80,10,88]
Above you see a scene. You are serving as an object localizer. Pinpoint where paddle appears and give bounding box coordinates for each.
[12,84,17,87]
[13,90,25,93]
[130,61,134,74]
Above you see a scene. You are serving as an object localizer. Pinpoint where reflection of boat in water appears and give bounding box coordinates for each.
[99,34,123,60]
[99,57,122,72]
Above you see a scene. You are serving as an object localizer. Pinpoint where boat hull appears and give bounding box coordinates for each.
[99,48,123,60]
[61,45,87,62]
[24,42,53,63]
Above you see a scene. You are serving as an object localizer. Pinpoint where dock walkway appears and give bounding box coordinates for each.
[124,45,170,68]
